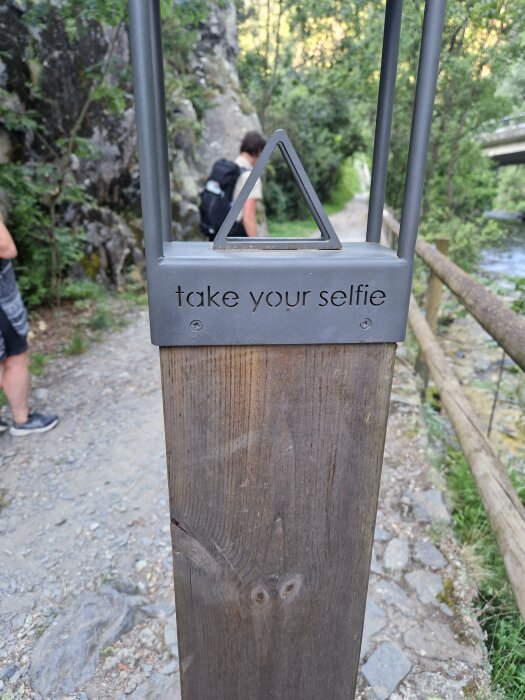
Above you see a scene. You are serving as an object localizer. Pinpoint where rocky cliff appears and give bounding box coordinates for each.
[0,1,261,292]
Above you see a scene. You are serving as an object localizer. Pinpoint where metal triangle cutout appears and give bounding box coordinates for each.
[213,129,342,251]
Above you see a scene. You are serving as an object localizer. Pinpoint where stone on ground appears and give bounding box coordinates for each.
[29,586,147,696]
[361,642,411,699]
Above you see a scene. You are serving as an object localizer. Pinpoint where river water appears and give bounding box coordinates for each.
[478,223,525,279]
[479,242,525,278]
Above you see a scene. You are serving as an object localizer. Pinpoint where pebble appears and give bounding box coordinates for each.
[405,570,443,606]
[409,490,451,524]
[164,615,178,659]
[404,620,483,665]
[374,526,392,542]
[374,580,415,617]
[360,599,387,659]
[383,537,410,571]
[370,547,382,574]
[159,660,178,676]
[361,642,411,699]
[414,541,446,570]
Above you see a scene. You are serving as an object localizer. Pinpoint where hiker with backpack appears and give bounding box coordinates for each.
[199,131,267,240]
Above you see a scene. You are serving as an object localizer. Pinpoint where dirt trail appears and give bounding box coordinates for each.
[0,199,489,699]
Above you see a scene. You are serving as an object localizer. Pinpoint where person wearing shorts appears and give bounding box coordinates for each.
[0,210,58,436]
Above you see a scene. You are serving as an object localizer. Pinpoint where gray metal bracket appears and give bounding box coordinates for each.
[212,129,342,251]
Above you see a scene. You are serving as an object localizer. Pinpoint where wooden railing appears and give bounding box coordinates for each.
[382,211,525,621]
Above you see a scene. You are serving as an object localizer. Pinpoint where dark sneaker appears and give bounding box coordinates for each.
[0,418,8,433]
[9,412,58,437]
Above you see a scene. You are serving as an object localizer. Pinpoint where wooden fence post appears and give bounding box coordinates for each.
[128,1,446,696]
[415,237,448,386]
[161,344,395,697]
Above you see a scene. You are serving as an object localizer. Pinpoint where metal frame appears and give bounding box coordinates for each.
[128,0,447,347]
[213,129,341,250]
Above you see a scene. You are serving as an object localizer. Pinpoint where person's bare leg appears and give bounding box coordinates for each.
[1,351,29,424]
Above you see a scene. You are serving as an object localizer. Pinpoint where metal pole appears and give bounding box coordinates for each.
[397,0,446,261]
[128,0,172,269]
[149,2,173,245]
[366,0,403,244]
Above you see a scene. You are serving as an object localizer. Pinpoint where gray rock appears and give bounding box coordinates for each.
[374,526,392,542]
[129,672,181,699]
[0,666,17,681]
[139,626,160,652]
[383,538,410,571]
[0,593,36,615]
[370,547,382,575]
[29,586,145,696]
[404,620,483,664]
[159,660,179,676]
[141,602,175,620]
[110,579,140,596]
[360,599,387,659]
[405,570,443,606]
[410,490,451,524]
[34,388,50,403]
[409,671,471,699]
[361,642,411,699]
[164,614,179,659]
[374,580,415,617]
[414,541,446,570]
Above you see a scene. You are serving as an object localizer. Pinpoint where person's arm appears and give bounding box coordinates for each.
[0,213,17,259]
[242,198,258,237]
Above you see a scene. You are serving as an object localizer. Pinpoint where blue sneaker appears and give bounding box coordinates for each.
[10,412,58,436]
[0,418,8,433]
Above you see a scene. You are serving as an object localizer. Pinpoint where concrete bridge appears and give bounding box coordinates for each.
[478,114,525,165]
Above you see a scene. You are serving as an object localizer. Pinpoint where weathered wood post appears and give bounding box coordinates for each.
[128,1,446,697]
[416,237,449,386]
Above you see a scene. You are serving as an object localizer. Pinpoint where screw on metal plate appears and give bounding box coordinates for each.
[360,318,372,330]
[190,320,203,332]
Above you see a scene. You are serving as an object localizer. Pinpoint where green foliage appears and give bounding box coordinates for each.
[0,164,86,305]
[512,278,525,315]
[65,328,87,355]
[238,0,523,266]
[87,304,111,331]
[419,216,505,272]
[494,166,525,213]
[60,279,102,302]
[29,352,49,376]
[445,448,525,696]
[423,405,525,697]
[324,157,361,214]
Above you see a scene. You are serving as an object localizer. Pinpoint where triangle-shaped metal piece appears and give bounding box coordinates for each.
[213,129,342,251]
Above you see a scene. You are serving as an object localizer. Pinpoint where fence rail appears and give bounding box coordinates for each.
[476,113,525,136]
[383,211,525,372]
[383,211,525,621]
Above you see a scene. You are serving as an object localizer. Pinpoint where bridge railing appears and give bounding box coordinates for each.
[383,210,525,622]
[477,112,525,136]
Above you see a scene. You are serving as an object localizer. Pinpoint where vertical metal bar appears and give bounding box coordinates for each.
[128,0,172,268]
[397,0,446,261]
[149,2,173,245]
[366,0,403,243]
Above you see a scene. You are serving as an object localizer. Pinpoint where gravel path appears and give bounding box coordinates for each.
[0,199,489,699]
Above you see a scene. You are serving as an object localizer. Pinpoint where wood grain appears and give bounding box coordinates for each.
[160,343,396,699]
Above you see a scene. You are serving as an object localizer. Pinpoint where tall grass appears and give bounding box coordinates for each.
[423,404,525,698]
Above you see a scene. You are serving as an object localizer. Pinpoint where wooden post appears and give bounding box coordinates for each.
[161,343,396,699]
[415,237,448,386]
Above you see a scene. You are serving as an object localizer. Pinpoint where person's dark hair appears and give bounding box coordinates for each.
[240,131,266,157]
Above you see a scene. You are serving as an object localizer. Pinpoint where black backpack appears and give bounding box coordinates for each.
[199,159,246,240]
